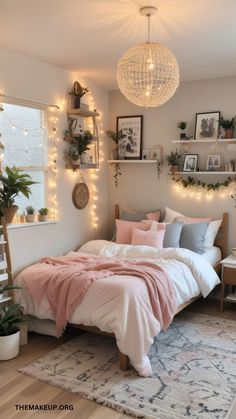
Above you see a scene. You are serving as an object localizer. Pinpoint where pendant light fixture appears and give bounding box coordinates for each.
[116,6,179,108]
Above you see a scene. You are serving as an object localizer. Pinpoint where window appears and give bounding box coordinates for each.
[0,101,48,213]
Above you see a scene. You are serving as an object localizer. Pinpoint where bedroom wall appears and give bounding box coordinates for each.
[0,48,110,274]
[109,76,236,250]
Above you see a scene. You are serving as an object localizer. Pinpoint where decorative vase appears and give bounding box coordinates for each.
[73,96,81,109]
[171,164,179,175]
[111,148,119,160]
[71,158,80,167]
[225,128,234,139]
[180,133,186,139]
[26,214,35,223]
[0,330,20,360]
[38,214,48,222]
[1,206,18,223]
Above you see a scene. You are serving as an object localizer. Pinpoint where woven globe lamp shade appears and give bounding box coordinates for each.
[117,41,179,108]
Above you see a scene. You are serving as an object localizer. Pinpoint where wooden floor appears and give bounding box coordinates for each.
[0,299,235,419]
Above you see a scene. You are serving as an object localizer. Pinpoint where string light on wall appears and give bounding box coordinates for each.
[48,106,60,220]
[173,176,236,200]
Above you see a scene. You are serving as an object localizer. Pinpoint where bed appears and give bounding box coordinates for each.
[14,206,228,376]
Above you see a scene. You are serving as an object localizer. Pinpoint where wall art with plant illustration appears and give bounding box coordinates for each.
[194,111,220,140]
[116,115,143,159]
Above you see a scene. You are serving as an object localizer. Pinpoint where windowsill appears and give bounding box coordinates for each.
[7,221,58,229]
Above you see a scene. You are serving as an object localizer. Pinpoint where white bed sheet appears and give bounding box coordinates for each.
[15,241,220,377]
[202,246,221,266]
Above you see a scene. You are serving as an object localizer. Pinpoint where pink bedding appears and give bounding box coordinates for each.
[20,253,177,336]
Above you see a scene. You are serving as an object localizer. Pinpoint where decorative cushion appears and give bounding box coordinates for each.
[175,216,222,249]
[131,228,165,249]
[163,207,184,223]
[163,223,183,248]
[121,209,161,222]
[115,219,149,244]
[180,222,209,254]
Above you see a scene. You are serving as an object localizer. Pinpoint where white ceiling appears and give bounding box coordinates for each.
[1,0,236,90]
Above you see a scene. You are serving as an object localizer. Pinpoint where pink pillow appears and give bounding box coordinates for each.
[142,220,166,230]
[131,228,165,249]
[115,219,149,244]
[175,216,211,224]
[146,210,161,221]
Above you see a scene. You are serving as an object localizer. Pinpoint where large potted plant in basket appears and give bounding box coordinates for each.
[0,303,22,360]
[0,166,36,223]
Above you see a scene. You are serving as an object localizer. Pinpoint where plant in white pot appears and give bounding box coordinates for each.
[25,205,35,223]
[106,130,126,160]
[68,144,80,166]
[0,303,22,360]
[0,166,37,223]
[38,207,48,222]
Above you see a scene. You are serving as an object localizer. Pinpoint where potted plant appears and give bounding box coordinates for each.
[106,130,126,159]
[74,131,93,155]
[25,205,35,223]
[69,81,89,109]
[0,166,36,223]
[219,116,236,139]
[38,208,48,222]
[0,283,21,301]
[177,121,188,139]
[166,150,182,175]
[68,144,80,166]
[0,303,22,360]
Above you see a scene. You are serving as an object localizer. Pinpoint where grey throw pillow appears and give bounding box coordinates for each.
[180,222,209,254]
[120,210,147,221]
[163,223,183,248]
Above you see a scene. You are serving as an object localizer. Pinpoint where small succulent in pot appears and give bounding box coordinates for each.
[38,208,48,222]
[177,121,188,139]
[69,81,89,109]
[166,150,182,175]
[219,116,236,139]
[25,205,35,223]
[68,144,80,166]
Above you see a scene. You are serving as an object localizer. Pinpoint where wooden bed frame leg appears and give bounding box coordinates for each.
[119,351,130,371]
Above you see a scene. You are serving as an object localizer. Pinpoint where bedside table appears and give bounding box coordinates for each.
[220,256,236,312]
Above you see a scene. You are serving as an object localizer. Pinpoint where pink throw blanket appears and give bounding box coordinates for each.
[21,253,177,335]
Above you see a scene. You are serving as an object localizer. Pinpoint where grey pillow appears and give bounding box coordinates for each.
[180,222,209,254]
[163,223,183,248]
[120,210,147,221]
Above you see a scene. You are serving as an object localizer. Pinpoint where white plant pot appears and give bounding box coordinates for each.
[0,330,20,360]
[38,214,48,222]
[26,214,35,223]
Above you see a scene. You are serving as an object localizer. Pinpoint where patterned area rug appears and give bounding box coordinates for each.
[20,312,236,419]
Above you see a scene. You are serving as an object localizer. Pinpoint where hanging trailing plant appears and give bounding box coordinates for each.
[173,175,235,191]
[112,163,122,188]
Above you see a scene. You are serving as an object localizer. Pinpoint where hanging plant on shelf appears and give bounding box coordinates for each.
[112,163,122,189]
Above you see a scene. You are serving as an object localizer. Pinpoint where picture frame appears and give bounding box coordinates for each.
[142,149,150,160]
[194,111,220,140]
[183,154,198,172]
[206,154,221,171]
[117,115,143,159]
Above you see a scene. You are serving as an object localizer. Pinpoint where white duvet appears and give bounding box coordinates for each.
[15,240,220,377]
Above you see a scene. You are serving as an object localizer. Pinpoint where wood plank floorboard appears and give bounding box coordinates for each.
[0,300,235,419]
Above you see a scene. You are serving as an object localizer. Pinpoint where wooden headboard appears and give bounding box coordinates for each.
[114,204,228,260]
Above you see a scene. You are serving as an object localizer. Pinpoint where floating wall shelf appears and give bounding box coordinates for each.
[107,160,157,164]
[172,138,236,144]
[175,171,236,175]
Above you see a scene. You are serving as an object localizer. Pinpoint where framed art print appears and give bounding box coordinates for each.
[194,111,220,140]
[117,115,143,159]
[206,154,221,171]
[183,154,198,172]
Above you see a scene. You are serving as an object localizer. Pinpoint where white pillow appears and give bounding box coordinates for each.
[204,219,222,248]
[163,207,184,223]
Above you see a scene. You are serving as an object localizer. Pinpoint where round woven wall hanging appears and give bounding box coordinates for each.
[72,182,89,209]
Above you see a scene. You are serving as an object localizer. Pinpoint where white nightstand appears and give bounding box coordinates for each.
[220,256,236,312]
